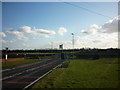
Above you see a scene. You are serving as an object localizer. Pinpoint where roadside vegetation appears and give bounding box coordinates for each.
[30,58,119,88]
[2,59,40,69]
[30,68,66,88]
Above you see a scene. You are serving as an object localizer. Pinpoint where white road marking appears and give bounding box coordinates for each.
[23,62,63,90]
[1,60,58,81]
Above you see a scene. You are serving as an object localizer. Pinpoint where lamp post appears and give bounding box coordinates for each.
[71,33,74,59]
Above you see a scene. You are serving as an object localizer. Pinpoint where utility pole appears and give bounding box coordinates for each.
[71,33,74,59]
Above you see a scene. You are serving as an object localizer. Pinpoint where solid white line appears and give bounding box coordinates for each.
[1,61,56,81]
[23,62,63,90]
[2,61,42,73]
[23,70,53,90]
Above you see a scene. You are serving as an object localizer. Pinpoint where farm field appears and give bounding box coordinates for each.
[30,58,119,88]
[18,53,57,55]
[2,58,40,69]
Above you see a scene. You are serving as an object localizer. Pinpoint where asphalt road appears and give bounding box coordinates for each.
[2,57,63,89]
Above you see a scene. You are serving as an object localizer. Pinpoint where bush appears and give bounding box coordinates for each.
[92,54,100,60]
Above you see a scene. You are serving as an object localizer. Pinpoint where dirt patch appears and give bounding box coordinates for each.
[2,58,25,62]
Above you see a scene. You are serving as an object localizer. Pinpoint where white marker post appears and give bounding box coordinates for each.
[5,47,8,69]
[5,47,8,60]
[5,54,7,60]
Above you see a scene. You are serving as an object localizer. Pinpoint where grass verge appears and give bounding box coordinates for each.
[30,68,66,89]
[30,58,119,88]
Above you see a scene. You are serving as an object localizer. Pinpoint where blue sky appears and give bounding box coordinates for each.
[1,2,118,49]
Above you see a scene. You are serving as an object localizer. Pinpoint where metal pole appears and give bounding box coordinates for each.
[73,34,74,49]
[71,33,74,59]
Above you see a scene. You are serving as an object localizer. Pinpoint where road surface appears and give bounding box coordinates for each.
[2,57,63,89]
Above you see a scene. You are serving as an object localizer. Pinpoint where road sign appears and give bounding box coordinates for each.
[59,44,63,49]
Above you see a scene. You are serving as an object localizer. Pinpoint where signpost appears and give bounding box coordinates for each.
[59,44,63,50]
[59,44,64,60]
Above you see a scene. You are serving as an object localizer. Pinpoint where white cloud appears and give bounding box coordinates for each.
[81,24,101,35]
[8,39,16,43]
[20,26,32,33]
[58,27,67,35]
[20,26,56,38]
[102,16,118,33]
[80,16,118,48]
[36,29,56,34]
[22,43,30,48]
[81,16,119,35]
[7,30,28,41]
[0,32,7,37]
[77,33,118,49]
[0,32,9,44]
[6,26,56,44]
[0,39,16,44]
[0,39,7,44]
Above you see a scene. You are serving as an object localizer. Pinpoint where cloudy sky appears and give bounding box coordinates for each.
[0,2,119,49]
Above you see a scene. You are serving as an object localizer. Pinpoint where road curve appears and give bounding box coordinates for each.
[2,58,63,89]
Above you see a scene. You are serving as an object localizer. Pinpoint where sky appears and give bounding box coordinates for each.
[0,2,119,50]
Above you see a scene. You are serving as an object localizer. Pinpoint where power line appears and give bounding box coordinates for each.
[83,3,117,14]
[62,2,113,19]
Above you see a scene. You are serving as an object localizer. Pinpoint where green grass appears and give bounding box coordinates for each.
[30,68,66,89]
[39,56,57,59]
[2,59,41,69]
[30,58,119,88]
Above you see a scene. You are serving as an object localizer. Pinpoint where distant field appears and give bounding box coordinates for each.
[2,53,58,59]
[31,58,119,88]
[18,53,57,55]
[2,59,40,69]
